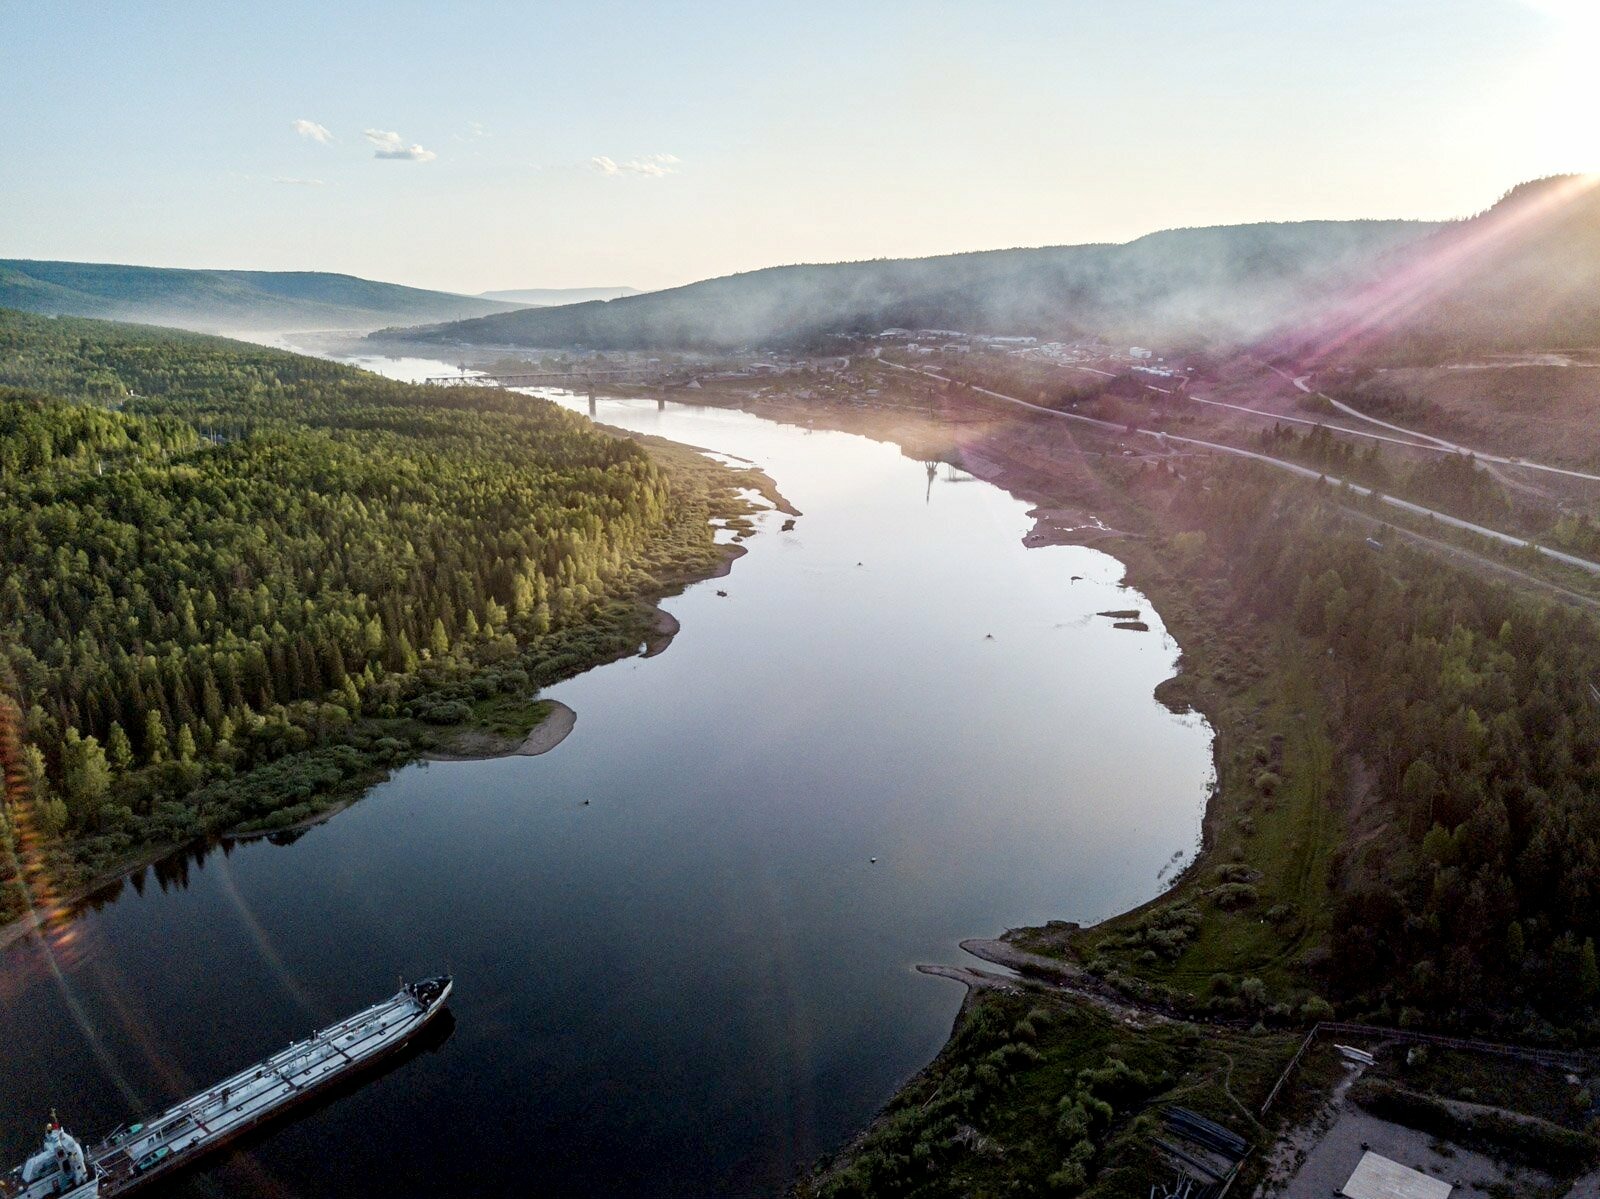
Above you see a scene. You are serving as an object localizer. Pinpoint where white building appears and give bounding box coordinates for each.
[1341,1151,1452,1199]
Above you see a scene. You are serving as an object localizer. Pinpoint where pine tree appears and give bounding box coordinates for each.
[106,721,134,773]
[144,708,169,764]
[200,670,225,733]
[395,631,419,673]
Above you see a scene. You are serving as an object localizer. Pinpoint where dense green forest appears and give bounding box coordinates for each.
[1169,463,1600,1039]
[0,309,734,923]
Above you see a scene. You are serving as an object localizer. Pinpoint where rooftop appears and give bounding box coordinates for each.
[1341,1151,1452,1199]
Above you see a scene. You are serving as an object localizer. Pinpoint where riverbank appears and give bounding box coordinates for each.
[0,421,783,952]
[690,372,1600,1195]
[607,377,1354,1196]
[424,700,577,761]
[642,377,1335,991]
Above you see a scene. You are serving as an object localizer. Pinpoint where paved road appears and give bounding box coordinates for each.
[883,361,1600,576]
[1187,393,1451,453]
[1273,366,1600,485]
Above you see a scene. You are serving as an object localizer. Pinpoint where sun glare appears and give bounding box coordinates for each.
[1518,0,1600,168]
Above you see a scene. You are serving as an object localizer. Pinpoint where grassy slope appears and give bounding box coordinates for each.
[801,985,1299,1199]
[987,487,1343,1015]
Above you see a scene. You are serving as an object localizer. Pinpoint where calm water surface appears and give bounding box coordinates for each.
[0,363,1213,1197]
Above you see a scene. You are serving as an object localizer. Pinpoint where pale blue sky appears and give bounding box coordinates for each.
[2,0,1594,292]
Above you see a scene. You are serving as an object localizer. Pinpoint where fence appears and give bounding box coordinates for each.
[1257,1020,1588,1118]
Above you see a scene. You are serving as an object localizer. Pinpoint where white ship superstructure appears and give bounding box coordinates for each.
[4,976,451,1199]
[4,1120,99,1199]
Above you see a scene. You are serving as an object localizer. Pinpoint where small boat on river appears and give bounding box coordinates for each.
[2,976,452,1199]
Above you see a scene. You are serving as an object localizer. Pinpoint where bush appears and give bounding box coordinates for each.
[408,697,472,725]
[1211,882,1260,911]
[1301,995,1335,1023]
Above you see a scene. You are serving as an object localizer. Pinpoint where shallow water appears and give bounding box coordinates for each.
[0,367,1214,1197]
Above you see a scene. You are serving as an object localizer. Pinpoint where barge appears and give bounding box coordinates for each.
[3,976,451,1198]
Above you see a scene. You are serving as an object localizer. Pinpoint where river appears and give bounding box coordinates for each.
[0,354,1214,1197]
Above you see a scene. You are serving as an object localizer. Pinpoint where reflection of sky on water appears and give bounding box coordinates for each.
[1,370,1213,1199]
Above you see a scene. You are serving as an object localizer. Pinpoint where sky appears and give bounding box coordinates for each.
[3,0,1597,294]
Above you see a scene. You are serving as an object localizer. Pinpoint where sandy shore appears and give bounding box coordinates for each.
[424,700,577,762]
[517,701,576,755]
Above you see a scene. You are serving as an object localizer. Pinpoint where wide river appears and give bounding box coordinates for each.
[0,355,1213,1197]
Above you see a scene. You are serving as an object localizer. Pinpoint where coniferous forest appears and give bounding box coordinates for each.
[0,309,735,920]
[1175,465,1600,1035]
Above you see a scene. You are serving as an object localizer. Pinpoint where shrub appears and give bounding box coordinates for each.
[1212,882,1260,910]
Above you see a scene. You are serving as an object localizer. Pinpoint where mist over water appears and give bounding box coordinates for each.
[0,369,1213,1197]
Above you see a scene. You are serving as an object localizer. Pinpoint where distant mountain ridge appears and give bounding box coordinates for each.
[387,176,1600,361]
[478,286,641,305]
[0,259,523,333]
[387,219,1438,353]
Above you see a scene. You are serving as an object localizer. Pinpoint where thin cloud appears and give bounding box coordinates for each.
[272,177,325,186]
[292,119,334,144]
[590,152,680,177]
[364,129,437,162]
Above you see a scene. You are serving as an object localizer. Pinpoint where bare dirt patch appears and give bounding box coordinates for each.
[1261,1062,1561,1198]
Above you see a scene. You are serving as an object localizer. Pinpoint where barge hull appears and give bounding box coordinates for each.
[87,978,451,1197]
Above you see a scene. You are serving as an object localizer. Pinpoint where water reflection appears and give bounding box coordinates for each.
[1,369,1215,1198]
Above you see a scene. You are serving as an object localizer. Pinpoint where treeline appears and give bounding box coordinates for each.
[0,309,723,917]
[1255,423,1514,526]
[1177,463,1600,1039]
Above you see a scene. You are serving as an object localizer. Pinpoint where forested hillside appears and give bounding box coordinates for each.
[0,310,736,923]
[1078,459,1600,1041]
[1277,175,1600,364]
[399,175,1600,366]
[1196,469,1600,1035]
[0,259,521,332]
[391,220,1431,352]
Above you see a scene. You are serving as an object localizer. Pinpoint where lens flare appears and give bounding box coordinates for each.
[1293,172,1600,364]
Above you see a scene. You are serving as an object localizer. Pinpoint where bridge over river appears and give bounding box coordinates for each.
[424,366,671,389]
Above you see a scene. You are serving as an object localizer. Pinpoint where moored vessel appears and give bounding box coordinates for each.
[3,976,451,1199]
